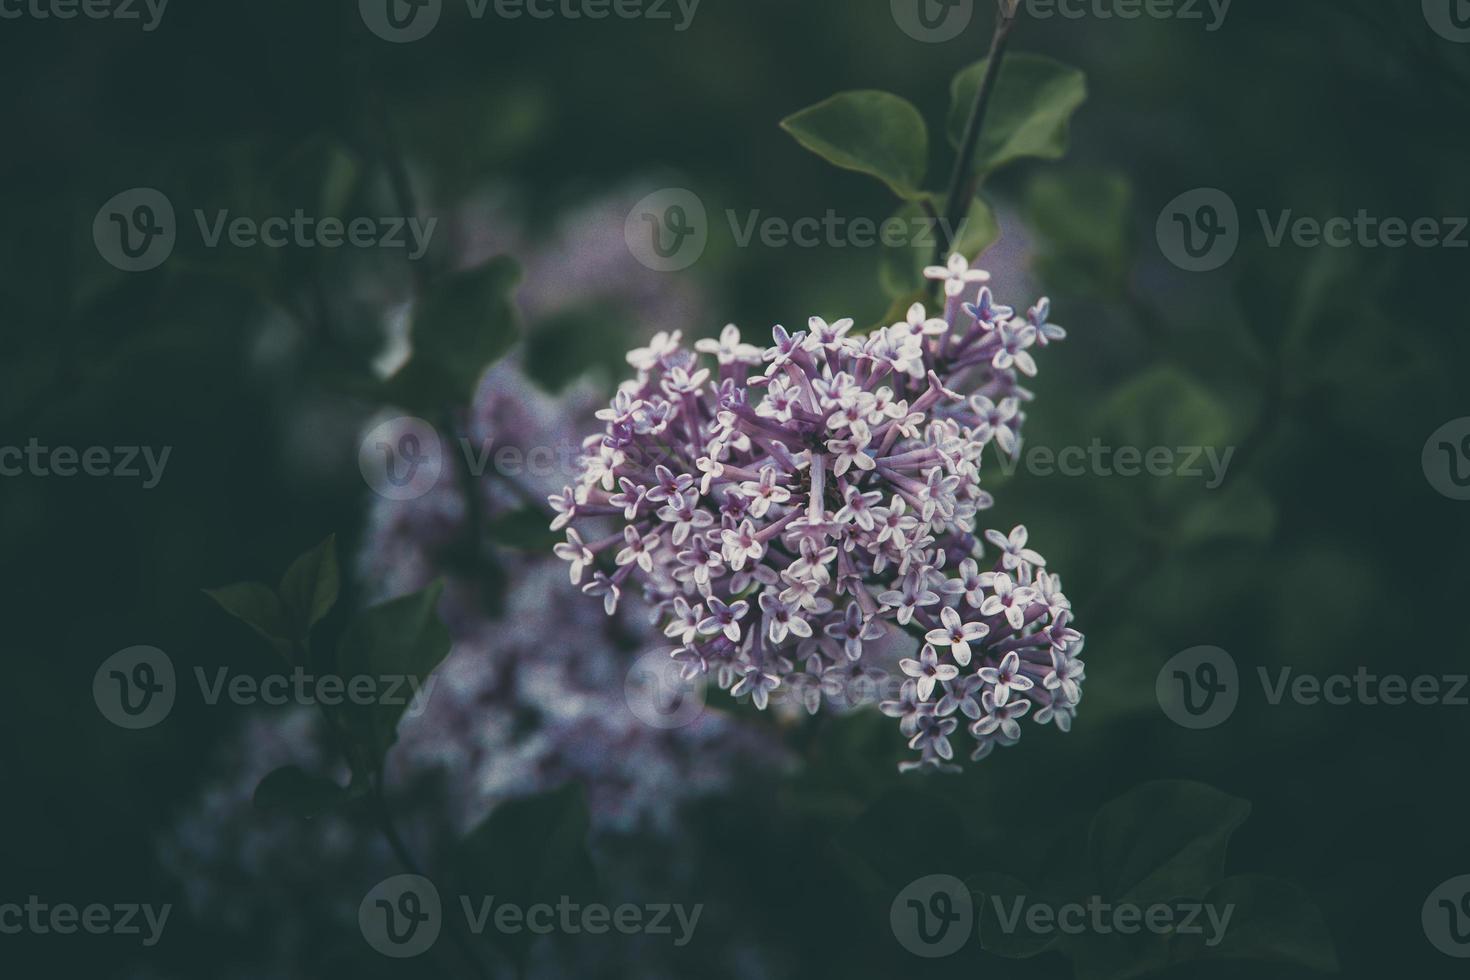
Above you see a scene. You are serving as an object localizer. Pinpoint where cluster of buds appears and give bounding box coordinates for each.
[551,255,1086,771]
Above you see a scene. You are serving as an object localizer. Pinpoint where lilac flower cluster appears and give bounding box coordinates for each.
[553,255,1086,771]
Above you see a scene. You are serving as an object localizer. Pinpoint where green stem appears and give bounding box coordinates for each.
[930,0,1021,285]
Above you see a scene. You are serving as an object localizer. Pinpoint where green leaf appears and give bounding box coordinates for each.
[1088,781,1251,906]
[389,255,522,410]
[970,871,1060,959]
[525,304,637,392]
[484,508,560,552]
[781,91,930,200]
[337,581,451,767]
[454,784,599,964]
[1099,367,1234,463]
[1025,169,1133,299]
[203,582,293,660]
[278,534,340,637]
[1173,874,1338,973]
[948,54,1087,178]
[253,765,349,819]
[878,196,999,299]
[1176,479,1277,548]
[1096,367,1240,520]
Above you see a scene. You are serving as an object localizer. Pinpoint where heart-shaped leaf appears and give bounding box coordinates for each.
[948,54,1087,178]
[337,581,451,768]
[278,534,340,637]
[782,91,930,200]
[204,582,293,661]
[1088,781,1251,906]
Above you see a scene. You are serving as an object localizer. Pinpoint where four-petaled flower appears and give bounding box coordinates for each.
[924,253,990,297]
[972,690,1031,741]
[978,651,1035,706]
[824,602,886,661]
[695,323,763,365]
[924,606,989,666]
[553,528,593,584]
[698,596,750,643]
[901,644,961,700]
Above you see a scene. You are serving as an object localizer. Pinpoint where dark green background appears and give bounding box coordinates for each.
[1,1,1466,977]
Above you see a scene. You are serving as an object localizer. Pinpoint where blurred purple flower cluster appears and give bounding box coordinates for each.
[553,255,1086,771]
[157,193,787,978]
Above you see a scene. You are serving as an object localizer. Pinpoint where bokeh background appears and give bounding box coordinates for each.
[2,1,1467,977]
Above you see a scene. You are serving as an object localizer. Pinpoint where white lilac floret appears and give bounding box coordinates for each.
[552,254,1086,771]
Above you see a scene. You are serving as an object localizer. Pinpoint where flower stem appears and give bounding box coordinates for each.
[930,0,1022,279]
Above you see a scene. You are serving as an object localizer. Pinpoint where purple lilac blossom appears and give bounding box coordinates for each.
[552,253,1086,771]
